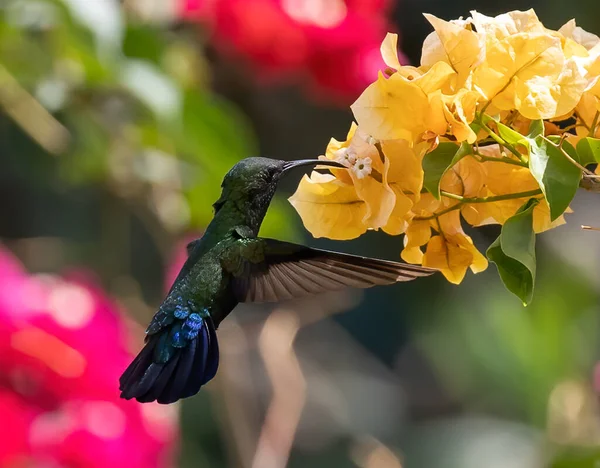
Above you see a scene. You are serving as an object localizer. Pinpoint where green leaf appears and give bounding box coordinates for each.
[487,199,538,305]
[527,120,544,139]
[497,121,529,150]
[123,25,166,64]
[469,121,482,135]
[422,142,471,199]
[529,136,581,221]
[576,137,600,166]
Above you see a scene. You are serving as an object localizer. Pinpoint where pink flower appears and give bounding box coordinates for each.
[0,389,34,466]
[0,245,178,467]
[180,0,405,103]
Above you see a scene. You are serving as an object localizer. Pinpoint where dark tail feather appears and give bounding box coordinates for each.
[201,316,219,385]
[157,339,196,404]
[120,316,220,404]
[180,316,219,399]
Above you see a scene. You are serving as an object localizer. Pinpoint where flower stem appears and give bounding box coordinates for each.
[413,189,543,221]
[476,154,528,167]
[440,189,543,203]
[479,120,526,162]
[413,204,461,221]
[540,135,593,176]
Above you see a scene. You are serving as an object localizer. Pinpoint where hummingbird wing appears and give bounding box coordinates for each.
[231,238,436,303]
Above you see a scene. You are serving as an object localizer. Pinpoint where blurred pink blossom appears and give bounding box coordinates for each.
[179,0,406,103]
[0,245,178,467]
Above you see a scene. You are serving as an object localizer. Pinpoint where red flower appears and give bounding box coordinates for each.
[179,0,405,103]
[0,246,178,467]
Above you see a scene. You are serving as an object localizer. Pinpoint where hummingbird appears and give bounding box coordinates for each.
[119,157,436,404]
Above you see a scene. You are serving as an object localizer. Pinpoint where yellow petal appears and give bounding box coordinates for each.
[401,220,431,264]
[382,139,426,196]
[440,155,486,198]
[323,123,357,185]
[426,90,450,135]
[412,61,456,94]
[461,202,499,227]
[410,192,442,217]
[558,19,600,51]
[513,58,587,119]
[436,209,464,236]
[422,14,484,83]
[351,62,455,143]
[470,9,545,39]
[473,33,565,118]
[381,33,401,70]
[445,89,480,142]
[484,158,539,195]
[576,93,600,138]
[532,199,569,233]
[351,153,397,229]
[451,233,488,273]
[422,235,473,284]
[422,210,488,283]
[319,124,398,231]
[351,72,430,141]
[382,186,413,235]
[288,173,367,240]
[421,30,448,71]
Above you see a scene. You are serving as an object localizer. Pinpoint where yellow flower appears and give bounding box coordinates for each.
[381,33,402,71]
[439,155,497,226]
[324,123,358,185]
[470,9,546,39]
[575,74,600,138]
[351,72,431,142]
[351,62,455,143]
[481,146,568,232]
[293,124,400,237]
[421,211,488,284]
[472,32,575,119]
[288,172,367,240]
[289,8,588,287]
[558,19,600,52]
[401,220,432,264]
[428,89,480,143]
[421,14,484,87]
[382,139,427,197]
[440,155,486,198]
[380,139,429,235]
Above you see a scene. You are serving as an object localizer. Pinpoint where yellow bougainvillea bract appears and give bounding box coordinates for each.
[289,10,600,286]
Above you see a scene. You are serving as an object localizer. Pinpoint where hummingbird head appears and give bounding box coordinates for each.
[213,157,344,230]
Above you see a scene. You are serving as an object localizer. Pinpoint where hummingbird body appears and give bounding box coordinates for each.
[120,158,435,404]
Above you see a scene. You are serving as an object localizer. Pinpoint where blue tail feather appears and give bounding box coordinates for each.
[181,322,210,399]
[119,314,219,404]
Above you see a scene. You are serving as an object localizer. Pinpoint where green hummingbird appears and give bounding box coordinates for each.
[119,157,435,404]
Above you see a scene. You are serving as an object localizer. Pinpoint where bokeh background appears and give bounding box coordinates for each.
[1,0,600,467]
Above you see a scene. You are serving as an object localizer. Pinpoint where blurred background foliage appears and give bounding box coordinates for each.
[1,0,600,467]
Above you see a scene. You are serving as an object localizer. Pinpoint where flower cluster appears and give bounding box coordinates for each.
[290,10,600,300]
[180,0,402,102]
[0,246,178,467]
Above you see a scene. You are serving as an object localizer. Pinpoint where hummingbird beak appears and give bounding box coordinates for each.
[282,159,345,174]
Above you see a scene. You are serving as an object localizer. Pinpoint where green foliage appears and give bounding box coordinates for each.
[496,120,531,150]
[576,137,600,166]
[422,142,471,199]
[0,0,296,240]
[529,136,581,221]
[487,199,538,306]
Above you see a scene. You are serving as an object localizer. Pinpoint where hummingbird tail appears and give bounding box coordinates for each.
[119,316,219,404]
